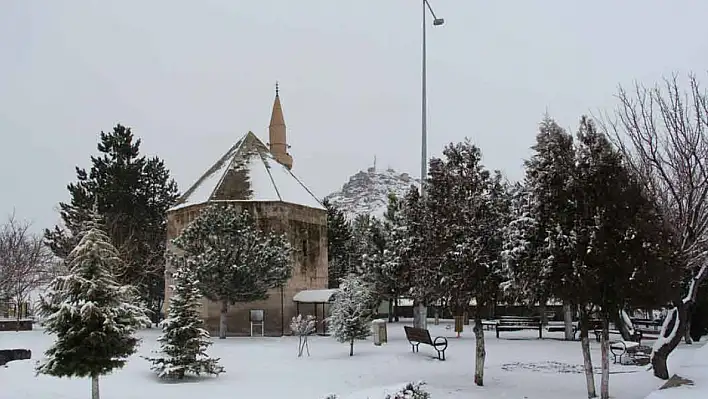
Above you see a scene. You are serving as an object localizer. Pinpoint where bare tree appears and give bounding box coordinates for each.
[599,73,708,379]
[0,213,55,328]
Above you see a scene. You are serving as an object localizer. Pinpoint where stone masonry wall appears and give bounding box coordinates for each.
[165,201,327,336]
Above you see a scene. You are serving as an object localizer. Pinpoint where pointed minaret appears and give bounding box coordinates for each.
[268,82,293,169]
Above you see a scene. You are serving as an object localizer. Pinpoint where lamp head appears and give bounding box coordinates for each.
[433,18,445,26]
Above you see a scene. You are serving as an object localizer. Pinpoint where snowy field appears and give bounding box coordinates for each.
[645,340,708,399]
[0,320,703,399]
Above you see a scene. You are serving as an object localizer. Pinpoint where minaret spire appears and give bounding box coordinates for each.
[268,82,293,169]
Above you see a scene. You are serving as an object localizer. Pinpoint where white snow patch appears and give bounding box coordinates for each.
[169,132,324,211]
[644,342,708,399]
[2,320,687,399]
[264,155,325,210]
[652,308,680,354]
[293,289,338,303]
[245,153,281,201]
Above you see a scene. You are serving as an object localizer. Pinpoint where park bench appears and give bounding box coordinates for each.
[609,340,641,364]
[545,321,578,338]
[593,328,642,344]
[482,320,498,330]
[0,349,31,367]
[495,316,543,339]
[404,326,448,361]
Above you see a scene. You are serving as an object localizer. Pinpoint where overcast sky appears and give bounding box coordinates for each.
[2,0,707,232]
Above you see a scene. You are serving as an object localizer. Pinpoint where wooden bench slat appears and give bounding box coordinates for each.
[404,326,448,361]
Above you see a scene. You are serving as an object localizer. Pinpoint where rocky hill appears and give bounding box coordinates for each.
[325,167,420,219]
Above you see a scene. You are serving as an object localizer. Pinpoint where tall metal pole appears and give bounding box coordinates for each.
[420,0,428,196]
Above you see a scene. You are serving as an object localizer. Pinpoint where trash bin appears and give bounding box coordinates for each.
[372,319,388,346]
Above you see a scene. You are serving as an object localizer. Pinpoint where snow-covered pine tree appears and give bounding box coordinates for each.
[36,214,149,399]
[145,261,223,379]
[170,204,292,339]
[359,205,408,321]
[501,183,538,302]
[348,214,376,275]
[402,184,444,330]
[328,274,376,356]
[424,140,509,386]
[44,124,179,322]
[573,116,680,399]
[375,193,408,322]
[323,199,353,289]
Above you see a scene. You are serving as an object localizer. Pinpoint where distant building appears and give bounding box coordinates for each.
[165,86,328,336]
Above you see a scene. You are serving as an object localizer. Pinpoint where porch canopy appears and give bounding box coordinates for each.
[293,289,338,304]
[293,289,338,335]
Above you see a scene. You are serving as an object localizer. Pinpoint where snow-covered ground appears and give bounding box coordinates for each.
[0,320,702,399]
[645,339,708,399]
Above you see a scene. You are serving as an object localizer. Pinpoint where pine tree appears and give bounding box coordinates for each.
[424,140,509,386]
[361,193,408,322]
[37,214,149,399]
[323,199,353,288]
[515,115,681,399]
[145,262,223,379]
[170,204,292,339]
[501,182,543,304]
[349,214,375,274]
[328,274,376,356]
[400,185,442,329]
[572,117,680,399]
[44,124,179,322]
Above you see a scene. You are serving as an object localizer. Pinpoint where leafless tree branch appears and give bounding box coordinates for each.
[596,72,708,378]
[0,212,56,319]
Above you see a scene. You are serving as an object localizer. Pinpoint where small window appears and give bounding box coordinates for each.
[302,239,308,257]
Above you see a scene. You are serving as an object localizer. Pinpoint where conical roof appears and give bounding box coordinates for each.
[169,132,324,212]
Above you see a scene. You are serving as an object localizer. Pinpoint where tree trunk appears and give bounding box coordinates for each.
[617,309,635,342]
[652,264,707,378]
[540,303,548,326]
[394,296,399,322]
[684,310,693,344]
[388,300,394,323]
[579,308,597,398]
[91,374,100,399]
[15,300,20,332]
[349,339,354,356]
[652,303,687,379]
[473,317,486,386]
[413,301,428,330]
[219,300,228,339]
[563,301,574,341]
[600,319,610,399]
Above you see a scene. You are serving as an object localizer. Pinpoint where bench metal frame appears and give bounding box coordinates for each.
[608,340,640,364]
[404,326,448,361]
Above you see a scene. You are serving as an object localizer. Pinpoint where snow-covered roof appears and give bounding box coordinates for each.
[293,289,338,303]
[169,131,325,212]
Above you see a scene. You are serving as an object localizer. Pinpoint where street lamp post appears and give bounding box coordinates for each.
[420,0,444,198]
[416,0,444,331]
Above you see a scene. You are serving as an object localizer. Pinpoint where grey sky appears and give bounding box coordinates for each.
[2,0,707,232]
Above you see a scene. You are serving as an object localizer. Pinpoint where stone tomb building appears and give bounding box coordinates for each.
[165,90,328,336]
